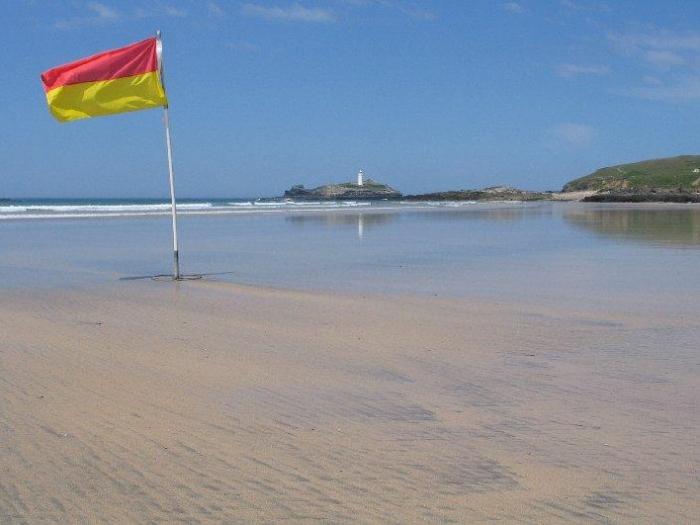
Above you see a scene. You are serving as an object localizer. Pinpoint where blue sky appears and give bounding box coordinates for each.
[3,0,700,197]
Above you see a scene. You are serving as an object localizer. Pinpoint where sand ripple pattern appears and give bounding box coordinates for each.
[1,283,698,522]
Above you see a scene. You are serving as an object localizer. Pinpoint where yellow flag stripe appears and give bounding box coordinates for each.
[46,71,167,122]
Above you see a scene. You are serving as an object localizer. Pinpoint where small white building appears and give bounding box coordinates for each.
[357,169,364,186]
[693,168,700,173]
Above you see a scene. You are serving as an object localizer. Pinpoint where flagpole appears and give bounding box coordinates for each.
[156,30,180,280]
[163,105,180,280]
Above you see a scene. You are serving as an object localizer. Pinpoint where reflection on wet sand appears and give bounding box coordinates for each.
[414,205,552,223]
[286,212,395,229]
[564,205,700,247]
[286,213,395,240]
[285,204,553,239]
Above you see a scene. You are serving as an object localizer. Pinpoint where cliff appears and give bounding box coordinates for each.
[563,155,700,192]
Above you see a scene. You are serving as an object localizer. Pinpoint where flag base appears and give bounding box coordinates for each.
[173,249,180,280]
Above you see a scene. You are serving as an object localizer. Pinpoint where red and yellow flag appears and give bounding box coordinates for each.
[41,37,168,122]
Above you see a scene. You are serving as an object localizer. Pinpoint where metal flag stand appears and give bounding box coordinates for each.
[156,30,181,280]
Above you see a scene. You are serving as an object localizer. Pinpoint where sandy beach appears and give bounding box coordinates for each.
[1,276,697,523]
[6,0,700,519]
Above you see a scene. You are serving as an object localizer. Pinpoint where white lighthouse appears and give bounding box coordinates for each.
[357,169,364,186]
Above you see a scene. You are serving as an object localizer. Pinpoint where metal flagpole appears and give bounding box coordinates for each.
[156,30,180,280]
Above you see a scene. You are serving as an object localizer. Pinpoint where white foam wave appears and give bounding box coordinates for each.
[231,201,371,208]
[402,201,478,207]
[0,199,376,220]
[0,202,214,214]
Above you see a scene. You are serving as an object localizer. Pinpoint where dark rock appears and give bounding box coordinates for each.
[583,191,700,203]
[403,186,551,202]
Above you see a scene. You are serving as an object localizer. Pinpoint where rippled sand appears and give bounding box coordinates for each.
[1,280,698,523]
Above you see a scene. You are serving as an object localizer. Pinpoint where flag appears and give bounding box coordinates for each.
[41,37,168,122]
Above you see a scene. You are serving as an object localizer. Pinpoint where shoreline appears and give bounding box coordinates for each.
[3,198,700,223]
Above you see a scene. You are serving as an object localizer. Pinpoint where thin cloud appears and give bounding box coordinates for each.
[333,0,436,21]
[397,5,436,21]
[622,77,700,102]
[242,3,336,22]
[55,1,119,29]
[608,29,700,102]
[552,123,595,146]
[54,1,188,29]
[644,50,685,69]
[561,0,610,12]
[502,2,524,14]
[87,1,118,20]
[128,2,189,20]
[161,5,187,18]
[609,30,700,54]
[556,64,610,78]
[207,1,225,18]
[336,0,372,5]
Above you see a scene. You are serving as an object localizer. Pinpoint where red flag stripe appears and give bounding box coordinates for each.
[41,38,159,93]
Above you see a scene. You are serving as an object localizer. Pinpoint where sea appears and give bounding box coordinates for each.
[0,197,376,220]
[1,197,699,317]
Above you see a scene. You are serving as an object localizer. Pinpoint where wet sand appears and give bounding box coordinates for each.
[1,279,697,523]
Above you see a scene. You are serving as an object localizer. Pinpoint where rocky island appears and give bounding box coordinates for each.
[284,178,401,201]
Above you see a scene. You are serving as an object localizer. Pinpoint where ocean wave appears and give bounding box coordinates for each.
[0,202,214,214]
[398,201,478,207]
[230,201,371,208]
[0,199,386,220]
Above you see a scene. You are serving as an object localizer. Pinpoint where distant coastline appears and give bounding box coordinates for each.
[402,186,553,202]
[280,155,700,203]
[4,156,700,206]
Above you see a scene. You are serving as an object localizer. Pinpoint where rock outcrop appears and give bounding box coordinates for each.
[582,190,700,203]
[283,179,402,200]
[403,186,552,201]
